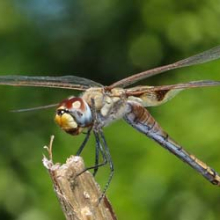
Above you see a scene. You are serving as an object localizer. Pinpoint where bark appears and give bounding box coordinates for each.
[42,136,117,220]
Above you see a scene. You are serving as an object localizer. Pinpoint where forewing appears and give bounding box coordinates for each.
[0,75,102,91]
[146,80,220,91]
[126,80,220,107]
[109,45,220,88]
[11,103,59,113]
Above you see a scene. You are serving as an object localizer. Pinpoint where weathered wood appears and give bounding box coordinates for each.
[42,136,117,220]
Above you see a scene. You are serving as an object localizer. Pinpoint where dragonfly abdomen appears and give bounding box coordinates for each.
[125,101,167,137]
[124,101,220,186]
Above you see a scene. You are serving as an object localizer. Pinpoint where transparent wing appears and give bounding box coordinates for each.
[126,80,220,94]
[0,75,102,91]
[11,103,59,113]
[126,80,220,107]
[109,45,220,88]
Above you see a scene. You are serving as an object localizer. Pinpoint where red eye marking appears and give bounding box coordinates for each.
[58,97,86,111]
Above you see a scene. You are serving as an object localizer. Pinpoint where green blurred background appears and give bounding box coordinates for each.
[0,0,220,219]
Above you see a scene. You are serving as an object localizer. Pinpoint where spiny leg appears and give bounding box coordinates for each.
[98,130,114,202]
[75,97,101,175]
[75,130,114,202]
[84,129,114,202]
[77,97,114,200]
[76,96,108,176]
[93,137,100,176]
[76,127,92,156]
[92,130,108,171]
[90,97,103,176]
[90,98,114,199]
[76,130,108,177]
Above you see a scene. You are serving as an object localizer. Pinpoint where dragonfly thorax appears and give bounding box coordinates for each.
[55,97,93,135]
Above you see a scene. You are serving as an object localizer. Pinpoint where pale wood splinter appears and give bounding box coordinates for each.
[43,136,117,220]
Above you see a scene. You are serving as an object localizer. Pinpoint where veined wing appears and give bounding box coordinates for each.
[126,80,220,107]
[0,75,102,91]
[109,45,220,88]
[126,80,220,94]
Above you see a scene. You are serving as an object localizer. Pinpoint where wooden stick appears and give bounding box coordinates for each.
[42,136,117,220]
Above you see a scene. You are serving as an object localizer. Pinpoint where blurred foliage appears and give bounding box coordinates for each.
[0,0,220,219]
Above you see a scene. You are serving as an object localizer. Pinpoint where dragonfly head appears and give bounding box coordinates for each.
[55,97,93,135]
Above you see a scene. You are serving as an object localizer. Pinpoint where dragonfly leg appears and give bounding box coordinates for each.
[93,138,100,176]
[76,97,101,175]
[91,96,114,200]
[77,97,114,200]
[76,98,109,175]
[75,131,108,179]
[91,97,103,176]
[124,101,220,185]
[75,127,92,155]
[98,130,114,202]
[75,129,113,203]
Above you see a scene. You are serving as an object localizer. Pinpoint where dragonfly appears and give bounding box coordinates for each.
[1,45,220,196]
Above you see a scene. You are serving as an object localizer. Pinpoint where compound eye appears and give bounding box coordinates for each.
[56,108,69,116]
